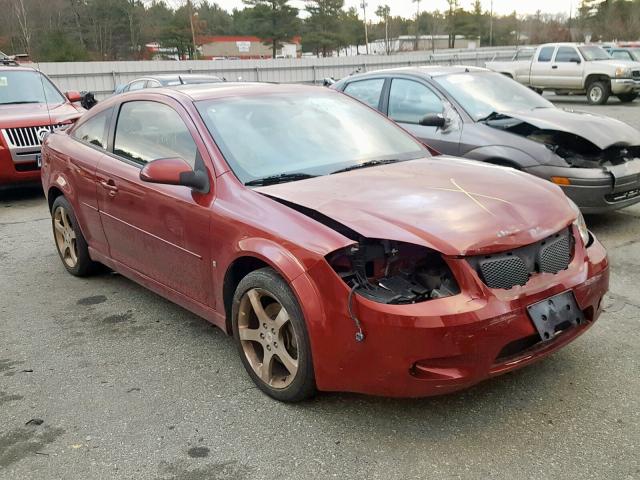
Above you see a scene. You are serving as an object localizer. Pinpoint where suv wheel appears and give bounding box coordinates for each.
[232,267,316,402]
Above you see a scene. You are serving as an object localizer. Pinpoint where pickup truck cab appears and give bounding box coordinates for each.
[0,60,84,187]
[486,43,640,105]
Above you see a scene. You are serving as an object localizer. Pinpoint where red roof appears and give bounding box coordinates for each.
[197,35,301,45]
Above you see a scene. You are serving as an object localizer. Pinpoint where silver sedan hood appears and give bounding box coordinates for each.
[497,107,639,150]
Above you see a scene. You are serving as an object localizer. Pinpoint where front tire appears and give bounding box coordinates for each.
[617,93,638,103]
[586,81,610,105]
[51,196,99,276]
[231,267,316,402]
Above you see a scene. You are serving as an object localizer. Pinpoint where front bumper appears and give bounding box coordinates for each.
[611,78,640,95]
[524,163,640,214]
[0,143,41,186]
[302,229,609,397]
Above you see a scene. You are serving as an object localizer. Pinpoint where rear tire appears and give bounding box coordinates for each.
[617,93,638,103]
[231,267,316,402]
[51,196,99,277]
[586,81,610,105]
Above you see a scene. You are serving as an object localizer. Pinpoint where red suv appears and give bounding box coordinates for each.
[0,61,84,186]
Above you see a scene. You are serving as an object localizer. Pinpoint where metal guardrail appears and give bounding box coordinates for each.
[37,47,520,98]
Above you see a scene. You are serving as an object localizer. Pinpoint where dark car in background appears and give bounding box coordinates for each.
[114,74,222,94]
[333,66,640,213]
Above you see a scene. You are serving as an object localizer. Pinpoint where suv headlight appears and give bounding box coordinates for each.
[615,67,632,78]
[568,199,590,247]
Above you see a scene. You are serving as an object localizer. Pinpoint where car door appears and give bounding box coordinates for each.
[552,46,584,88]
[95,98,213,306]
[530,46,557,87]
[383,77,461,155]
[61,108,113,255]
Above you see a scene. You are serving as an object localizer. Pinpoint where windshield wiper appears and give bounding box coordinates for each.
[478,111,511,122]
[244,172,317,187]
[330,159,401,175]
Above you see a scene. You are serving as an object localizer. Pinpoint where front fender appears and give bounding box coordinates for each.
[235,237,309,283]
[463,144,551,169]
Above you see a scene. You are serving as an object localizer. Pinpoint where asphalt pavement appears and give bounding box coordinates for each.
[0,97,639,480]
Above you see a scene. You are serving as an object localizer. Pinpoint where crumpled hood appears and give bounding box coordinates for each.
[0,102,83,127]
[256,158,576,256]
[496,107,639,150]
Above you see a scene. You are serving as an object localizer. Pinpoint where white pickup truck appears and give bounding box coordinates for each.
[486,43,640,105]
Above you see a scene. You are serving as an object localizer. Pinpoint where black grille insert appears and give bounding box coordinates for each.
[468,228,574,290]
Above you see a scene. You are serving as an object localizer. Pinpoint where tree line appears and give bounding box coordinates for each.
[1,0,639,62]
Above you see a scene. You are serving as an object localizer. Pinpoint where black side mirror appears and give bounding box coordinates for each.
[419,113,447,128]
[571,58,581,64]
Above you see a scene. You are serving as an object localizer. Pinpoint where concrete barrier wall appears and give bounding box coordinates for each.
[35,46,519,98]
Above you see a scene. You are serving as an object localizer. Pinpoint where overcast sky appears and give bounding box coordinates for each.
[202,0,577,18]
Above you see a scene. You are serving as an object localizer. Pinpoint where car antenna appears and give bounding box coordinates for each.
[36,61,55,139]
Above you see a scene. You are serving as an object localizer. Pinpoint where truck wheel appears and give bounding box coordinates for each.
[586,81,610,105]
[617,93,638,103]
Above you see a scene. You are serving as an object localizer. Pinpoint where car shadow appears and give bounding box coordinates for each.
[0,184,44,203]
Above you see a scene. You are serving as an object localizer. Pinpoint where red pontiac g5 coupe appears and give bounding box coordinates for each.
[41,83,609,401]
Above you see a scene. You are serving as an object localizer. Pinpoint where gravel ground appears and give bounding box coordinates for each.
[0,98,639,480]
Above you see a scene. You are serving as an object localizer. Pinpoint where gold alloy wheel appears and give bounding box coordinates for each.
[53,206,78,268]
[237,288,299,388]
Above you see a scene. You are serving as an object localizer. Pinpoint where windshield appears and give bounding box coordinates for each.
[0,70,65,105]
[433,71,554,121]
[196,91,426,184]
[578,46,611,61]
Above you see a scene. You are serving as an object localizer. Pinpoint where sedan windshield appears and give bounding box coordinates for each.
[0,70,65,105]
[433,71,554,121]
[196,91,426,184]
[578,46,611,61]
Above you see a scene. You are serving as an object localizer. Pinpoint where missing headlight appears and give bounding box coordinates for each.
[326,239,460,305]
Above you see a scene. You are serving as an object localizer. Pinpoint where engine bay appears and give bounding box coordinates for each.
[327,239,460,304]
[489,118,640,168]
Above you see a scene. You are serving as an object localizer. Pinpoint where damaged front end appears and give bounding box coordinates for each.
[504,122,640,168]
[326,239,460,305]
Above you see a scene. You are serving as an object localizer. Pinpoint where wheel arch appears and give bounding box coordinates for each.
[584,73,610,90]
[222,238,313,334]
[47,185,65,212]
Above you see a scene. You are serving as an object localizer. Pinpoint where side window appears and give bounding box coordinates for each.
[343,79,385,109]
[555,47,581,63]
[113,101,198,168]
[388,79,443,124]
[71,108,111,149]
[128,80,146,91]
[537,46,555,62]
[148,80,162,88]
[611,50,632,60]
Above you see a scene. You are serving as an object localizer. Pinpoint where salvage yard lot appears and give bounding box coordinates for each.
[1,97,639,480]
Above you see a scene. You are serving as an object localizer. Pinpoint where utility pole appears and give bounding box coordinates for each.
[413,0,421,51]
[188,0,198,60]
[489,0,494,47]
[361,1,369,55]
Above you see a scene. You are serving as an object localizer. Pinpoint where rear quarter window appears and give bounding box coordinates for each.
[343,78,385,109]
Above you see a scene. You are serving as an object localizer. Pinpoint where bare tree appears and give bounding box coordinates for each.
[13,0,32,56]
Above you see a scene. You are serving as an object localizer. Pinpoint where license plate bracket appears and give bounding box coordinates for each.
[527,291,585,342]
[35,153,42,168]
